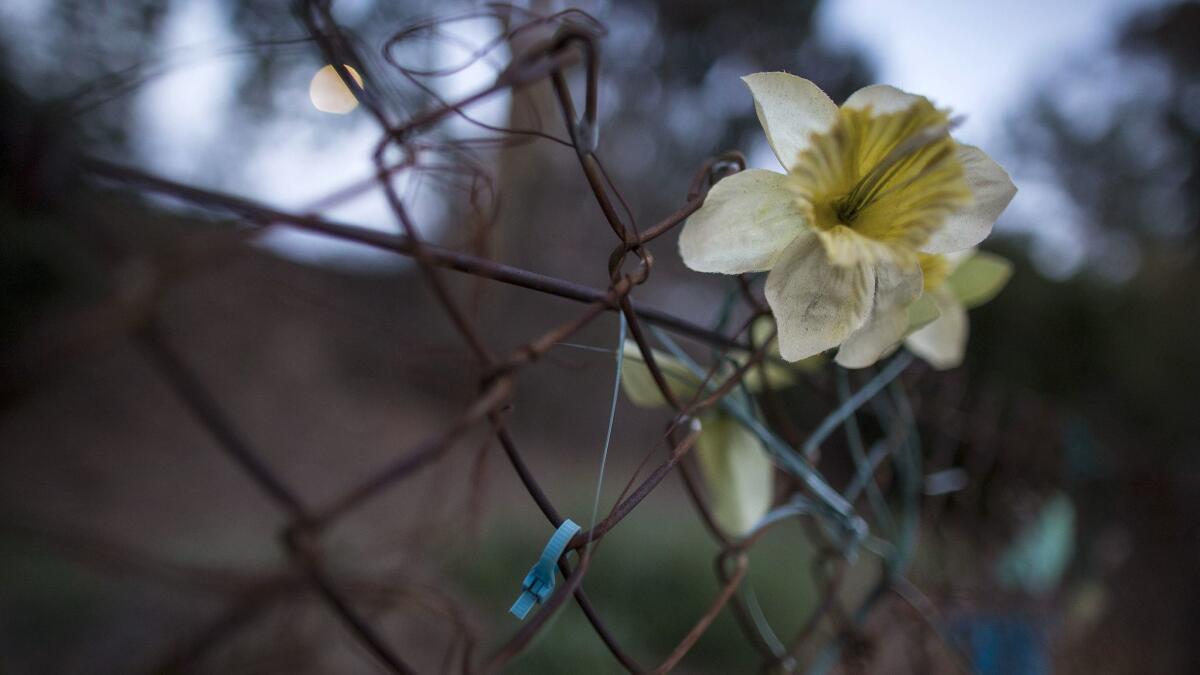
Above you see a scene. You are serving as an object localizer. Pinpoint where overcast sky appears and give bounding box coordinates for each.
[817,0,1168,145]
[816,0,1171,275]
[3,0,1172,274]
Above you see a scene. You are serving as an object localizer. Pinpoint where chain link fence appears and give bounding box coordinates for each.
[2,2,1062,672]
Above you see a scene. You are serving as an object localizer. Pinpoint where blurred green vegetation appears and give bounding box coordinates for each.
[450,511,846,673]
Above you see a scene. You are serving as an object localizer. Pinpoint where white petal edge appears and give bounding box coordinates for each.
[905,287,968,369]
[679,169,808,274]
[742,72,838,172]
[765,232,875,362]
[923,145,1017,254]
[836,258,924,368]
[842,84,924,114]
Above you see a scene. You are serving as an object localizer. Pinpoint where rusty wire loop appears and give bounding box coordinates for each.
[2,2,991,673]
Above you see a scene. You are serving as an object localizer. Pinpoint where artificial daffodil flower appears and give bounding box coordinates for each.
[905,248,1013,369]
[679,73,1017,368]
[619,341,790,535]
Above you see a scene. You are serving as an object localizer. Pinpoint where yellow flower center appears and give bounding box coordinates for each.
[786,100,971,266]
[918,253,950,290]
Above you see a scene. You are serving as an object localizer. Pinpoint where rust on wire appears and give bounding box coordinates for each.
[0,1,992,673]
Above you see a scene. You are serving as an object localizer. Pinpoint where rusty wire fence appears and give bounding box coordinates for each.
[0,2,1039,673]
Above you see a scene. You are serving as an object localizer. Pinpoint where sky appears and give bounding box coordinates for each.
[817,0,1167,146]
[133,0,507,269]
[816,0,1172,276]
[0,0,1173,274]
[251,0,1168,272]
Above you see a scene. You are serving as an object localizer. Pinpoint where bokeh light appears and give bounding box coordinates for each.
[309,63,363,114]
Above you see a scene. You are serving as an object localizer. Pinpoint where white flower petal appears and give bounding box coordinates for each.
[842,84,923,114]
[905,287,968,369]
[742,72,838,171]
[923,145,1017,254]
[836,258,924,368]
[765,232,875,362]
[679,169,807,274]
[695,412,775,536]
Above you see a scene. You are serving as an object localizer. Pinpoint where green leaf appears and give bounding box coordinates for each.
[905,292,942,333]
[749,314,777,351]
[996,492,1075,594]
[946,251,1012,309]
[731,315,817,394]
[695,413,775,535]
[619,341,704,409]
[736,356,799,394]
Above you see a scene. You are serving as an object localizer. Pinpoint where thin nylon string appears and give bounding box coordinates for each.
[587,313,626,545]
[555,341,616,355]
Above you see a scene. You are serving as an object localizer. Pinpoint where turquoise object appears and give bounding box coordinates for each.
[509,519,581,619]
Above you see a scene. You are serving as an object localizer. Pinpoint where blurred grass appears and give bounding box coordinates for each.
[447,506,874,674]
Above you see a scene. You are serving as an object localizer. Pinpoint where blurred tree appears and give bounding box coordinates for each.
[988,4,1200,671]
[1009,1,1200,272]
[492,0,872,285]
[995,0,1200,461]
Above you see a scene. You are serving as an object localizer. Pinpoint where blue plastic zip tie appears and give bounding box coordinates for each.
[509,519,581,620]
